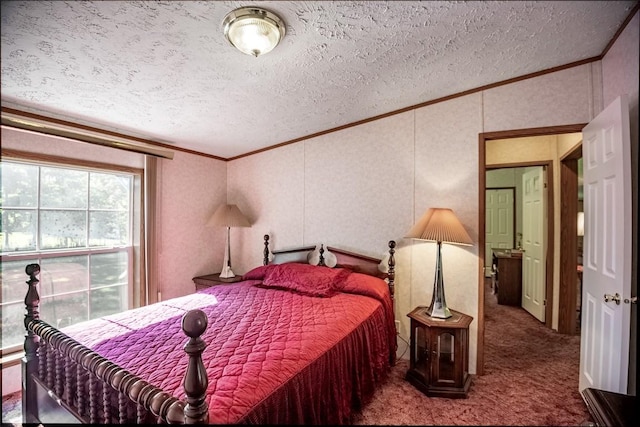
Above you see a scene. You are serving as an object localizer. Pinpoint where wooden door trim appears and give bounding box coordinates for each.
[559,144,582,334]
[477,123,585,376]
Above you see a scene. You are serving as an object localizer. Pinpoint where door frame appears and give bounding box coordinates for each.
[477,124,586,375]
[558,143,582,335]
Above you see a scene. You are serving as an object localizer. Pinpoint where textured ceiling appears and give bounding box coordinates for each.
[1,1,637,159]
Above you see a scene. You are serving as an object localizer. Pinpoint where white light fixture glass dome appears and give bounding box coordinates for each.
[223,7,285,57]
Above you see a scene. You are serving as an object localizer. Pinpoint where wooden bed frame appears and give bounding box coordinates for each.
[21,235,396,424]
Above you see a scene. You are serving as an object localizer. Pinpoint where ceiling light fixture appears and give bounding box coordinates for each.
[222,6,285,57]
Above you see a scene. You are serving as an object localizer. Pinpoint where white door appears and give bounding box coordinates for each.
[522,167,546,321]
[485,189,515,276]
[579,95,632,393]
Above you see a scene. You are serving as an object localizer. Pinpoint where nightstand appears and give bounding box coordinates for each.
[406,306,473,398]
[192,273,243,291]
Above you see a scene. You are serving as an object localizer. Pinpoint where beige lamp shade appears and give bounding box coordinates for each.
[207,204,251,228]
[405,207,473,245]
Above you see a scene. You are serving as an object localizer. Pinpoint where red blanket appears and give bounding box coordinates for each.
[62,269,395,424]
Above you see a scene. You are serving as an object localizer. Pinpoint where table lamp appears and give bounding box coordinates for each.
[207,204,251,278]
[405,207,473,318]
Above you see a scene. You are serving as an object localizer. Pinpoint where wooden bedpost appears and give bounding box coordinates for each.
[387,241,396,302]
[263,234,270,265]
[181,309,209,424]
[22,263,41,424]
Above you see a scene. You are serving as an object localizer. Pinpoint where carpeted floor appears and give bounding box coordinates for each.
[2,391,21,426]
[350,282,592,425]
[2,281,592,425]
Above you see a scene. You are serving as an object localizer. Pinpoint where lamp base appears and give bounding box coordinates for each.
[219,265,235,278]
[425,302,452,319]
[425,240,452,319]
[219,226,235,278]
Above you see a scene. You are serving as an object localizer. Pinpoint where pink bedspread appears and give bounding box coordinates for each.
[62,272,395,424]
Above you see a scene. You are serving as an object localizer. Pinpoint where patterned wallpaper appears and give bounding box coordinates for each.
[225,63,595,375]
[223,15,639,371]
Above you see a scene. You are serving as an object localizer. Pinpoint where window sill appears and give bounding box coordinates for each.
[1,352,24,368]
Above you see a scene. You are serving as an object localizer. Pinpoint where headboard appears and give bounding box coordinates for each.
[262,235,396,299]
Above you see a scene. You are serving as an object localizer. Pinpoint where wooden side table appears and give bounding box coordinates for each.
[581,387,636,426]
[406,306,473,398]
[192,273,243,291]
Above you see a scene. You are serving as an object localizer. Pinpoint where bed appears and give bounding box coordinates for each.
[21,235,397,424]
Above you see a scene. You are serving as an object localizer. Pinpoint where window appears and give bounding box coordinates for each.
[1,159,138,353]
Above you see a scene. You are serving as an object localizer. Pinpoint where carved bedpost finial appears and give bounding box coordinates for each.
[387,241,396,300]
[24,263,41,354]
[263,235,270,265]
[23,263,41,424]
[181,310,209,424]
[318,244,326,266]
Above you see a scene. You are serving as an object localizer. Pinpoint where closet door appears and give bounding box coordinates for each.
[485,188,514,276]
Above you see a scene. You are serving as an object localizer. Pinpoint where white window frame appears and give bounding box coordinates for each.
[1,157,142,355]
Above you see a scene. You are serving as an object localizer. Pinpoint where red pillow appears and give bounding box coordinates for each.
[242,264,274,280]
[340,272,390,303]
[261,263,351,297]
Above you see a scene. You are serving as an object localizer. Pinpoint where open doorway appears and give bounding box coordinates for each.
[476,124,585,375]
[486,165,550,323]
[485,161,553,325]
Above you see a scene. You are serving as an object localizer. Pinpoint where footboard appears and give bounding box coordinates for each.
[21,263,209,424]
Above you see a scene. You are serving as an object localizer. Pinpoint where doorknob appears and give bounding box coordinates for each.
[624,296,637,304]
[604,293,621,305]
